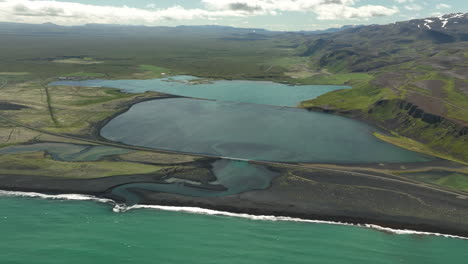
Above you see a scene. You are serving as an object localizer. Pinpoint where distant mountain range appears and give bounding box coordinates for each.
[1,13,466,37]
[0,20,361,36]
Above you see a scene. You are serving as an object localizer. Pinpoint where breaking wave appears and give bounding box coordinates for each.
[1,189,466,240]
[0,190,114,204]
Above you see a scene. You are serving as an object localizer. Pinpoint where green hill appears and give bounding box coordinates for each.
[299,13,468,161]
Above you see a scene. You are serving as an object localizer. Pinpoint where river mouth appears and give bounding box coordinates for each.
[0,142,281,201]
[110,159,280,205]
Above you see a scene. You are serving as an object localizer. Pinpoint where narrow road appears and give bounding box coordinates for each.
[0,79,7,89]
[252,160,468,198]
[0,113,467,198]
[40,83,60,126]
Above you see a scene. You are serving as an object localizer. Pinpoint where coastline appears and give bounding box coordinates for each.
[0,171,467,238]
[0,187,467,240]
[120,189,468,238]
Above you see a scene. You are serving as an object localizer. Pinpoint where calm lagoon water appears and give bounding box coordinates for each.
[53,76,432,163]
[101,98,432,163]
[0,196,466,264]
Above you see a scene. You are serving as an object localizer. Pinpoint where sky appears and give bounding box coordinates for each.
[0,0,466,31]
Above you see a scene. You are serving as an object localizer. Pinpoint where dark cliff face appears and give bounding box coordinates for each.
[368,99,468,160]
[304,99,468,161]
[372,99,461,125]
[372,100,446,125]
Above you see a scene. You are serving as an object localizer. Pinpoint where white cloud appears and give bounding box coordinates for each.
[0,0,240,25]
[0,0,398,26]
[436,3,451,9]
[203,0,356,13]
[202,0,398,19]
[314,4,399,20]
[404,4,423,11]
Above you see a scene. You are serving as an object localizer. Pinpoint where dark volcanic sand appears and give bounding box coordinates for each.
[1,166,467,237]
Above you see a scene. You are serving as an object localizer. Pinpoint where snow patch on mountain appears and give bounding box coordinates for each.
[415,13,468,30]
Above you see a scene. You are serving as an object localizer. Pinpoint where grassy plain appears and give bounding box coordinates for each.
[374,132,468,165]
[0,69,202,180]
[0,152,165,178]
[397,170,468,192]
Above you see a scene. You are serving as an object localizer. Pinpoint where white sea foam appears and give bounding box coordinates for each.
[0,190,114,204]
[1,190,467,240]
[123,204,468,240]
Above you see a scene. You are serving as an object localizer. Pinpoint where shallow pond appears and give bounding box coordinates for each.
[0,143,130,161]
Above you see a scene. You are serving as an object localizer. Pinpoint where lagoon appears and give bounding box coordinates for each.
[53,76,433,163]
[101,98,432,163]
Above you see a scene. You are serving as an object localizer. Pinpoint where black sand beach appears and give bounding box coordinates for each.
[1,160,467,237]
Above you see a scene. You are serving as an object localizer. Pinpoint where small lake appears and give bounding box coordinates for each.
[52,75,347,107]
[101,98,432,163]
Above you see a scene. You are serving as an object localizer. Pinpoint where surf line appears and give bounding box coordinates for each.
[1,189,467,241]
